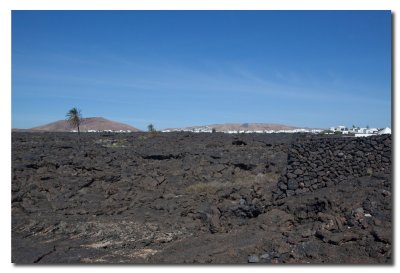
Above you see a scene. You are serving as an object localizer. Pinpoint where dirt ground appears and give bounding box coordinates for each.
[11,132,392,264]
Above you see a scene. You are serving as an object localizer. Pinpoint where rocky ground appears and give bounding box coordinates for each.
[11,132,392,264]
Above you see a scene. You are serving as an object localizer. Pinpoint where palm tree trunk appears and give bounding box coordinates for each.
[77,125,81,144]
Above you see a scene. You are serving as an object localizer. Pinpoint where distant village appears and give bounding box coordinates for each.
[71,129,133,133]
[327,125,391,137]
[161,127,323,134]
[161,125,391,137]
[72,125,391,137]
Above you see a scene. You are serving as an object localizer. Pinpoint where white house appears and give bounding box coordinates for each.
[329,126,348,133]
[355,133,374,138]
[366,128,379,134]
[378,127,391,135]
[311,129,323,134]
[357,128,367,134]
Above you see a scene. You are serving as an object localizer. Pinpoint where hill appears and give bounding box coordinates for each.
[164,123,315,132]
[28,117,140,132]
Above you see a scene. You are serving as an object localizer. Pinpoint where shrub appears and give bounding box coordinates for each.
[186,182,217,194]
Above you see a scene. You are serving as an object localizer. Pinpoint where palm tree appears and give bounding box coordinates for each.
[66,107,82,135]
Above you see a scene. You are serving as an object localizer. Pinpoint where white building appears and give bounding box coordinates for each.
[354,133,374,138]
[366,128,379,134]
[378,127,391,135]
[328,125,391,137]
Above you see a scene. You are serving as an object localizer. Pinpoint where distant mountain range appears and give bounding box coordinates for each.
[12,119,319,133]
[163,123,316,132]
[13,117,140,132]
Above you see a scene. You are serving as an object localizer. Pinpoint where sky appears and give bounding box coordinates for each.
[12,10,391,130]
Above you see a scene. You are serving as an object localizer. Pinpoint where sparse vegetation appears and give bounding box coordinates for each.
[186,173,280,194]
[186,182,218,194]
[147,124,158,137]
[95,139,129,148]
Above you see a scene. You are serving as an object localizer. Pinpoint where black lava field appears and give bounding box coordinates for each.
[12,132,392,264]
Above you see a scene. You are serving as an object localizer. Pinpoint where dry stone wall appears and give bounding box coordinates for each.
[274,135,392,199]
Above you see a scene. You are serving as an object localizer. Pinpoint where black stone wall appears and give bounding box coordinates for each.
[274,135,392,198]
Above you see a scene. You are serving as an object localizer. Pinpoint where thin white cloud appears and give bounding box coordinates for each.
[13,56,390,108]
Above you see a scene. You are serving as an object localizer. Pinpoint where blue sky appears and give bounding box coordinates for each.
[12,10,391,130]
